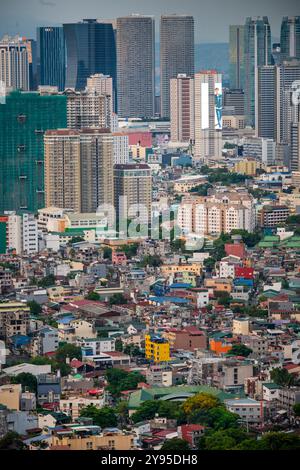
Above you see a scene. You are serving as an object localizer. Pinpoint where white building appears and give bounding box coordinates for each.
[178,191,255,236]
[225,398,262,424]
[22,213,38,255]
[5,211,22,254]
[113,132,129,164]
[0,35,29,91]
[79,337,115,356]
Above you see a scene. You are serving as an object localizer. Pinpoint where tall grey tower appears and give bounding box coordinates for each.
[117,15,155,118]
[244,16,271,128]
[229,25,244,89]
[280,17,300,63]
[160,14,194,119]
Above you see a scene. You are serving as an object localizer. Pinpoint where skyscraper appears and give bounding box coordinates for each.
[117,15,155,118]
[256,66,277,140]
[244,17,271,128]
[170,74,194,143]
[194,70,223,160]
[0,35,30,91]
[256,60,300,143]
[0,89,67,213]
[280,17,300,63]
[160,15,194,118]
[44,128,114,213]
[229,25,245,89]
[37,26,65,91]
[290,122,300,171]
[63,19,116,93]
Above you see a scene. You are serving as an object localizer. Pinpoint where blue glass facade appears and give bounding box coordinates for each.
[63,19,116,100]
[280,17,300,63]
[37,26,66,91]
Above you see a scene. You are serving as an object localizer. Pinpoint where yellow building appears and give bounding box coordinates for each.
[160,263,202,277]
[145,334,170,363]
[0,384,21,411]
[51,431,135,450]
[232,159,264,176]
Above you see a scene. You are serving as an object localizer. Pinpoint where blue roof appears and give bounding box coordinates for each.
[148,296,189,304]
[10,335,31,347]
[57,316,75,324]
[170,283,192,289]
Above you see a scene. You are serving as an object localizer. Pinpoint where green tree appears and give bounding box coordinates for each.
[102,246,112,260]
[11,372,37,393]
[27,300,42,315]
[37,274,56,288]
[109,293,127,305]
[270,368,294,387]
[105,368,145,397]
[55,343,82,363]
[115,338,123,352]
[140,255,163,268]
[80,405,117,428]
[161,438,190,451]
[293,403,300,416]
[0,432,26,450]
[227,344,253,357]
[86,291,100,301]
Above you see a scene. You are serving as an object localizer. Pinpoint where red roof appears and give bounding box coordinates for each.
[70,359,84,368]
[225,243,245,259]
[127,131,152,147]
[180,424,205,445]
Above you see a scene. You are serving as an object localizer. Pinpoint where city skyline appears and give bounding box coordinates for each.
[0,0,299,43]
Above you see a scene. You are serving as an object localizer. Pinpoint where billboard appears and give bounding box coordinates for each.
[201,80,222,130]
[214,82,222,130]
[201,82,209,129]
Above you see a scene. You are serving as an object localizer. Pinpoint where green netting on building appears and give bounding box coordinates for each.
[0,220,7,254]
[0,90,67,213]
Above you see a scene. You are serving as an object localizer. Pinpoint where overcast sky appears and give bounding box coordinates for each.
[0,0,299,42]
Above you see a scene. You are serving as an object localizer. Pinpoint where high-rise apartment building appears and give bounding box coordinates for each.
[44,129,114,213]
[194,70,223,160]
[244,17,271,127]
[0,89,67,213]
[65,89,112,130]
[37,26,65,91]
[256,59,300,144]
[0,35,30,91]
[290,122,300,171]
[117,15,155,118]
[160,15,194,118]
[63,19,116,92]
[229,25,245,89]
[86,74,114,111]
[114,164,152,223]
[170,74,194,143]
[178,191,255,236]
[280,17,300,63]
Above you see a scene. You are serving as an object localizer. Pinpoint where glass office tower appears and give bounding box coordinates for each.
[280,17,300,63]
[37,26,66,91]
[244,16,271,128]
[63,19,116,97]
